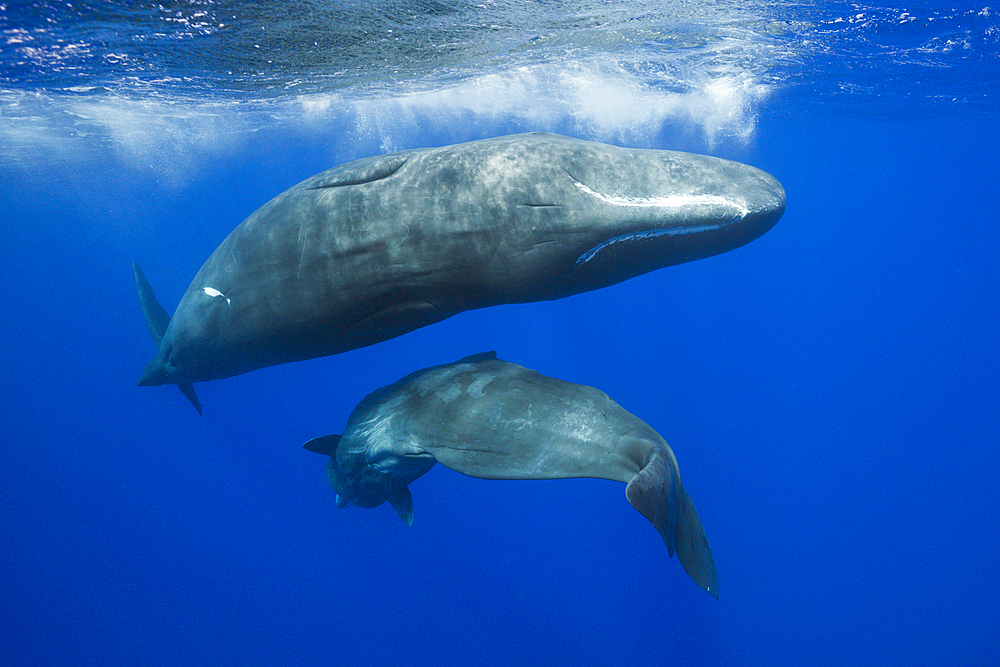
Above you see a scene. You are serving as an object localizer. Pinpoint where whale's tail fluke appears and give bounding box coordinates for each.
[674,484,718,599]
[133,262,202,415]
[626,447,718,598]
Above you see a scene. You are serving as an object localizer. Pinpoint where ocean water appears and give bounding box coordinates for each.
[2,2,998,665]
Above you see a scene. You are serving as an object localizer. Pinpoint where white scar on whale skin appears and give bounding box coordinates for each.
[202,287,231,305]
[571,179,751,214]
[572,180,751,267]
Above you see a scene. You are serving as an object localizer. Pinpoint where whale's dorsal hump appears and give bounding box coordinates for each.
[456,351,497,364]
[310,155,408,189]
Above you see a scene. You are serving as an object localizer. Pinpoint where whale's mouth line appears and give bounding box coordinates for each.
[574,224,738,267]
[564,169,751,267]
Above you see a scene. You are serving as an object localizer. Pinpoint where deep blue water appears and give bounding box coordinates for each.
[2,2,999,666]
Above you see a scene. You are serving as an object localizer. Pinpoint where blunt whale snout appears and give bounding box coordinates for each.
[134,133,785,412]
[567,151,785,279]
[723,166,786,243]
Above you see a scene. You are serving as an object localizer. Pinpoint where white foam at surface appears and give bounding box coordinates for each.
[301,62,769,152]
[3,0,996,174]
[0,55,768,175]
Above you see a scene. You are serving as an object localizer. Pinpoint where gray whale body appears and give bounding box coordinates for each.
[303,351,719,598]
[135,132,785,412]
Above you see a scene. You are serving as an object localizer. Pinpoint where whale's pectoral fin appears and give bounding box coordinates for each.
[625,448,718,598]
[349,300,449,337]
[177,383,202,415]
[387,486,414,527]
[304,434,348,503]
[303,434,340,455]
[133,262,202,415]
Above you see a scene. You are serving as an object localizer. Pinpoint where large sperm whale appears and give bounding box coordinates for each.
[303,351,719,598]
[134,132,785,412]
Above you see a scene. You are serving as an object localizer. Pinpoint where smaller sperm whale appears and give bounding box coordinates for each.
[304,352,719,598]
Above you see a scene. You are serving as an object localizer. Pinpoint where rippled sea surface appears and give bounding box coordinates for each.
[3,1,998,160]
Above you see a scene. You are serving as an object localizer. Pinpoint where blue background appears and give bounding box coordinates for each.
[2,8,999,665]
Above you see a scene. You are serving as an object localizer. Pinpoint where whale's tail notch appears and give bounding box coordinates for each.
[626,447,718,598]
[133,262,202,415]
